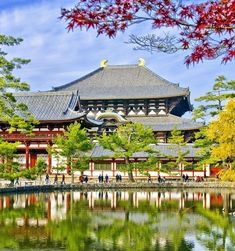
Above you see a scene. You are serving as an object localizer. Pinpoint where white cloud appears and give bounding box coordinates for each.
[0,0,234,110]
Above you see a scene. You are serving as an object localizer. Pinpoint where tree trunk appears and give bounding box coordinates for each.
[72,172,74,184]
[126,157,134,182]
[67,157,74,184]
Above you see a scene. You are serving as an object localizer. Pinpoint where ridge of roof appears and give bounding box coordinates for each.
[14,90,79,97]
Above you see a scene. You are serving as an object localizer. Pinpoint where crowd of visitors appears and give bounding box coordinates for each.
[26,172,207,186]
[46,173,66,185]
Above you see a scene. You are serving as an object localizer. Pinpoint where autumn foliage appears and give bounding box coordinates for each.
[206,98,235,167]
[61,0,235,65]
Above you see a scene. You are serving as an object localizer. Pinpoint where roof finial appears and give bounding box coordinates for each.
[138,58,145,67]
[100,59,108,68]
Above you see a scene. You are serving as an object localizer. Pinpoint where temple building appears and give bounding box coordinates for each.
[53,59,202,143]
[0,59,204,177]
[0,91,102,173]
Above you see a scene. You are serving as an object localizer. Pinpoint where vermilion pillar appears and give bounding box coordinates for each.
[47,141,53,174]
[47,154,52,174]
[89,160,94,177]
[111,158,116,177]
[25,142,30,169]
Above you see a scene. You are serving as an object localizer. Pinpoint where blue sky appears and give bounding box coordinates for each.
[0,0,234,117]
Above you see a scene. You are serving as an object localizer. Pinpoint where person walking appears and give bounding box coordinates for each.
[105,174,109,183]
[45,173,50,185]
[54,174,58,185]
[84,175,88,183]
[15,178,20,186]
[61,174,66,185]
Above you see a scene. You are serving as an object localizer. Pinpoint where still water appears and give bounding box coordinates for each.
[0,189,235,251]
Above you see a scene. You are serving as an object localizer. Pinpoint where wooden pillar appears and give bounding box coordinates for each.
[25,142,30,169]
[112,158,116,177]
[47,141,53,174]
[89,160,94,177]
[30,151,37,168]
[134,158,138,177]
[47,154,52,174]
[205,164,210,177]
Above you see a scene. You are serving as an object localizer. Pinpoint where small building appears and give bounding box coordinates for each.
[0,91,102,173]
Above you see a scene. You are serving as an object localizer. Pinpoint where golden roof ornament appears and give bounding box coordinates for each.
[138,58,145,66]
[100,59,108,68]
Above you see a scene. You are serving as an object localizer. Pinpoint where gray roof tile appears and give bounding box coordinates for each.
[53,65,189,100]
[127,115,203,131]
[91,144,199,158]
[14,91,85,121]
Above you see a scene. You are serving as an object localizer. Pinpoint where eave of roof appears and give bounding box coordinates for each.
[91,143,200,158]
[127,115,203,131]
[14,91,85,121]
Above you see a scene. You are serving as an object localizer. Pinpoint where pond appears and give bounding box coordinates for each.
[0,189,235,251]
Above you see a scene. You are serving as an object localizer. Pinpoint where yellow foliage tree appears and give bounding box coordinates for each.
[206,99,235,180]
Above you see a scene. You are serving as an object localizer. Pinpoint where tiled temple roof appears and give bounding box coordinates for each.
[128,115,203,131]
[91,144,199,158]
[53,65,190,100]
[14,91,85,121]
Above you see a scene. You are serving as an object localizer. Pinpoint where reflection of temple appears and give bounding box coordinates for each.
[0,191,234,226]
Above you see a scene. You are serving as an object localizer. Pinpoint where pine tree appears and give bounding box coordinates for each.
[193,75,235,122]
[193,76,235,171]
[0,34,38,184]
[53,122,92,183]
[164,127,190,174]
[98,123,156,181]
[0,34,37,133]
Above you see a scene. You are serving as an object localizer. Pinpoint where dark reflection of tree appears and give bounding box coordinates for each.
[195,203,235,251]
[47,198,98,251]
[0,191,235,251]
[92,192,195,251]
[0,194,51,250]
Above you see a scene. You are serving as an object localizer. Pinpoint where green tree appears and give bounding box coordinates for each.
[0,138,41,185]
[193,75,235,122]
[98,122,156,181]
[162,127,190,174]
[0,34,38,183]
[53,122,92,183]
[193,76,235,171]
[0,34,37,133]
[33,157,47,184]
[0,139,20,184]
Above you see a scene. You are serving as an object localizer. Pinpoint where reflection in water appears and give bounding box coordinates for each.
[0,190,235,250]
